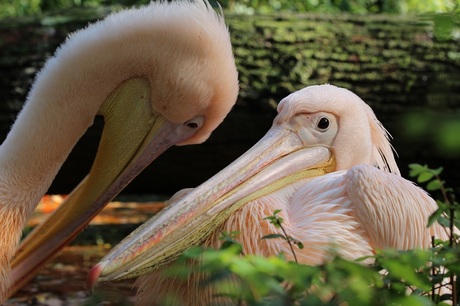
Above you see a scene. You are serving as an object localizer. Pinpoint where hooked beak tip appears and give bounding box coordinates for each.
[87,262,105,291]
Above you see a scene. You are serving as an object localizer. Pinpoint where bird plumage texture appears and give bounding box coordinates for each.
[131,85,449,305]
[0,1,238,301]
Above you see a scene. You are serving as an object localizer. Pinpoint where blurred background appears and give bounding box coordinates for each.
[1,1,459,304]
[0,0,458,17]
[0,0,459,197]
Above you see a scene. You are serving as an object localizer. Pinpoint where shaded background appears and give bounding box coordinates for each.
[0,1,459,304]
[0,0,459,198]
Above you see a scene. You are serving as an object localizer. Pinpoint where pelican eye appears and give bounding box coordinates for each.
[185,122,199,129]
[184,116,204,130]
[317,117,330,130]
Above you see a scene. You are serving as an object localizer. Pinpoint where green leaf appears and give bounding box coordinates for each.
[426,179,443,191]
[383,259,431,291]
[221,240,236,250]
[427,208,444,227]
[429,167,443,176]
[261,234,286,240]
[389,295,433,306]
[437,215,451,227]
[417,171,434,183]
[408,163,427,177]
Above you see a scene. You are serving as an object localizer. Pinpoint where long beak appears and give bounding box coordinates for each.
[88,123,335,287]
[10,77,199,293]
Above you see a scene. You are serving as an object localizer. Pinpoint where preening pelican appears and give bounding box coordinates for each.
[0,0,238,302]
[89,84,450,305]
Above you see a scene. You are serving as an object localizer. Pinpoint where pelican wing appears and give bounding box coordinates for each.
[344,164,449,251]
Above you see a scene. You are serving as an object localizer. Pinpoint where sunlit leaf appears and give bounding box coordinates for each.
[426,179,443,191]
[408,163,427,177]
[417,171,434,183]
[389,294,433,306]
[383,259,431,290]
[429,167,443,176]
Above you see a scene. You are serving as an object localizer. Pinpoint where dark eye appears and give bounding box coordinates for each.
[183,116,204,131]
[317,117,330,130]
[185,121,199,129]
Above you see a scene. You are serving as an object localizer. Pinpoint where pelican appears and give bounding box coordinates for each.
[0,0,238,302]
[88,84,450,305]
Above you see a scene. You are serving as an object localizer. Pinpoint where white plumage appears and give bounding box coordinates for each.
[92,84,451,305]
[1,1,238,301]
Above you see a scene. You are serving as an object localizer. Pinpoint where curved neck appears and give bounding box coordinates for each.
[0,85,96,214]
[0,7,155,212]
[0,68,99,303]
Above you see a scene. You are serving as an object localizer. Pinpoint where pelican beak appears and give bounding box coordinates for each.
[10,77,200,292]
[88,122,336,287]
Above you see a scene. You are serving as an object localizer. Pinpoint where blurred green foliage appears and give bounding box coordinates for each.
[401,113,460,159]
[223,0,459,14]
[0,0,147,18]
[0,0,458,18]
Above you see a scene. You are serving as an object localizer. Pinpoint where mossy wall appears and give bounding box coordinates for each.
[226,13,459,113]
[0,9,459,194]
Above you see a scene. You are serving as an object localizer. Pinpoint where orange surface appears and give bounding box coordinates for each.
[29,195,166,227]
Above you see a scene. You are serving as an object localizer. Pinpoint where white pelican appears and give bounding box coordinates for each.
[88,84,450,305]
[0,0,238,302]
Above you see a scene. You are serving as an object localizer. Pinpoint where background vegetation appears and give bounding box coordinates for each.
[0,0,459,18]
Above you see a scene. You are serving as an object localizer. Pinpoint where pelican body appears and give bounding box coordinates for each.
[0,1,238,302]
[89,85,450,305]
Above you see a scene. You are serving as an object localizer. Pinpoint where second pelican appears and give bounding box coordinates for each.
[89,85,449,304]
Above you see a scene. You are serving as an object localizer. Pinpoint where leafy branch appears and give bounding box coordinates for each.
[409,163,458,305]
[262,209,304,263]
[408,163,458,246]
[219,230,245,255]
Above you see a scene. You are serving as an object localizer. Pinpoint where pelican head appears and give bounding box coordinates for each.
[88,84,398,286]
[2,0,238,299]
[276,85,398,173]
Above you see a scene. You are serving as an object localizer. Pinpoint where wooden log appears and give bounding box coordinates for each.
[0,9,459,194]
